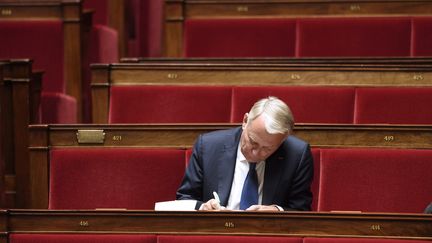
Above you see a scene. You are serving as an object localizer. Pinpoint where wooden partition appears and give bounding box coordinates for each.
[164,0,432,57]
[0,59,42,208]
[0,209,429,242]
[28,123,432,209]
[122,57,432,66]
[91,62,432,123]
[0,0,88,121]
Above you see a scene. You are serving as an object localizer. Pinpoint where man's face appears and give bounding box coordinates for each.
[240,114,287,162]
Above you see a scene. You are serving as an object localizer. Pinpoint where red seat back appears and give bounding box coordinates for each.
[158,235,303,243]
[49,148,185,209]
[184,19,296,57]
[10,234,156,243]
[296,17,411,57]
[304,237,428,243]
[109,85,232,123]
[0,20,64,93]
[412,17,432,56]
[231,86,355,123]
[318,148,432,213]
[354,87,432,124]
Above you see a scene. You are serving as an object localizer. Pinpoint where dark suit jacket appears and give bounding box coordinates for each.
[176,127,314,211]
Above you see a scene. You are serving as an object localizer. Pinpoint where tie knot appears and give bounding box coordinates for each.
[249,162,256,170]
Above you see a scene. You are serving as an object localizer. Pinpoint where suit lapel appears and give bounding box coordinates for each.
[217,128,242,206]
[262,148,286,205]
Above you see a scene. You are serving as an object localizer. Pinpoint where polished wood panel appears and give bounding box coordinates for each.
[28,123,432,208]
[3,209,432,240]
[0,59,42,208]
[164,0,432,56]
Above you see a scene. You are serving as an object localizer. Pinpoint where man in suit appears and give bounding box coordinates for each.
[177,96,314,211]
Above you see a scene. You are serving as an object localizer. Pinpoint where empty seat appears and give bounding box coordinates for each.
[318,148,432,213]
[231,86,355,123]
[311,148,321,211]
[10,234,156,243]
[109,85,232,123]
[184,19,296,57]
[354,87,432,124]
[49,148,185,209]
[412,17,432,56]
[296,17,412,57]
[0,20,77,123]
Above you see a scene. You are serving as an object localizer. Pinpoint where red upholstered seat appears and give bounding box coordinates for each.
[304,237,428,243]
[40,92,77,124]
[412,17,432,56]
[49,148,185,209]
[0,20,76,123]
[125,0,163,57]
[10,234,156,243]
[184,19,296,57]
[318,148,432,213]
[109,86,232,123]
[354,87,432,124]
[296,17,411,57]
[185,148,193,167]
[158,235,303,243]
[311,148,321,211]
[231,86,355,123]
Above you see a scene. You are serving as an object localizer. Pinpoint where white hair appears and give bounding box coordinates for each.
[247,96,294,134]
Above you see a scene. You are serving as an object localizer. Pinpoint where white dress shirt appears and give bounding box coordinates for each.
[226,144,265,210]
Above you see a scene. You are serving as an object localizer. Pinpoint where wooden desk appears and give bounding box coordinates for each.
[0,59,41,208]
[0,210,431,241]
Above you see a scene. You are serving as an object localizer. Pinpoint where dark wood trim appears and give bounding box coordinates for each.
[0,59,42,208]
[3,209,432,240]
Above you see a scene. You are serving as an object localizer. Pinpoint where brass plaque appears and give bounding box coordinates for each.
[76,130,105,144]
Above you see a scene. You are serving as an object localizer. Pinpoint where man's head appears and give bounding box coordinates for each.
[240,96,294,162]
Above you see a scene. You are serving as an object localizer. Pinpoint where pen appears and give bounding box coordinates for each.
[212,191,221,210]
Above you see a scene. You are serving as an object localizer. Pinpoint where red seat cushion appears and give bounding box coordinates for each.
[231,86,355,123]
[184,18,296,57]
[296,17,411,57]
[41,92,77,124]
[412,17,432,56]
[109,85,232,123]
[318,148,432,213]
[10,234,156,243]
[49,148,185,209]
[311,148,321,211]
[354,87,432,124]
[158,235,303,243]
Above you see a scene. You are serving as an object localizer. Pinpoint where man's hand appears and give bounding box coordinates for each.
[245,205,281,211]
[200,199,226,211]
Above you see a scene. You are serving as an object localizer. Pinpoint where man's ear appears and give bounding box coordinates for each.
[242,113,248,129]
